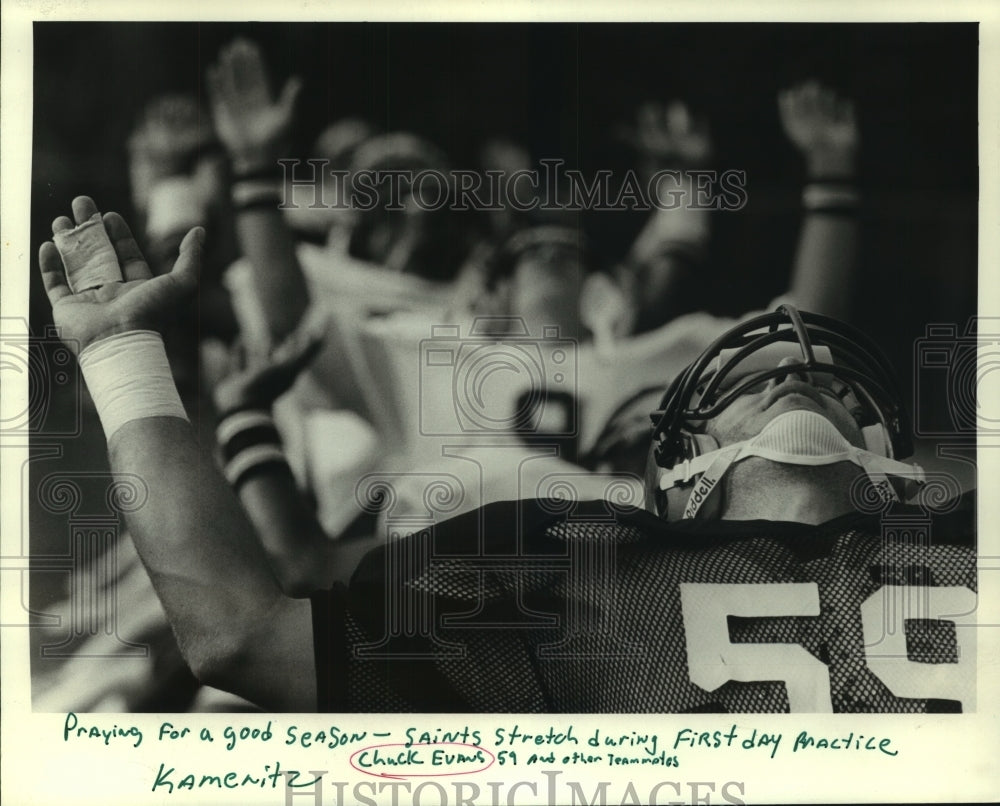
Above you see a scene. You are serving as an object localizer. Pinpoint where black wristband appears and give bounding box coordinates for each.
[216,409,289,487]
[221,420,283,463]
[217,410,278,443]
[224,445,289,487]
[232,175,283,211]
[232,195,283,213]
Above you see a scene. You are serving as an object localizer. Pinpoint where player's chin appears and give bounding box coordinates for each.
[765,394,827,417]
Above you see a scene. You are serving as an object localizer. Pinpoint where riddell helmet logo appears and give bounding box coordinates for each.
[684,474,720,518]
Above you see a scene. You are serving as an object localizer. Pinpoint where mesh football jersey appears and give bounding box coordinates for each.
[311,495,976,713]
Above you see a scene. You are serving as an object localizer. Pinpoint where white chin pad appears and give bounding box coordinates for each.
[750,409,857,462]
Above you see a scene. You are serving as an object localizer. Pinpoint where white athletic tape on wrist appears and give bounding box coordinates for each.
[78,330,188,441]
[53,213,124,293]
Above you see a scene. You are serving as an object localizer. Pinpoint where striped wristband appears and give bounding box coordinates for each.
[216,409,288,487]
[231,178,283,212]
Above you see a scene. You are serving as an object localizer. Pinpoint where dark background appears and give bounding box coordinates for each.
[28,22,977,627]
[30,21,977,348]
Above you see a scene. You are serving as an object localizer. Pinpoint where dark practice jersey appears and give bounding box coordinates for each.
[311,495,976,713]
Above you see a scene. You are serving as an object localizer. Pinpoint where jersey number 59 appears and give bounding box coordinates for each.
[679,583,976,712]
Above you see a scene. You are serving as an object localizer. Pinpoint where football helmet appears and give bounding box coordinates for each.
[647,305,919,518]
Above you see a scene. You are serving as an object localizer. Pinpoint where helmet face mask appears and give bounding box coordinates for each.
[647,306,913,518]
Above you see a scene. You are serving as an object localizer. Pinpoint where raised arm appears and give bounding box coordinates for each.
[205,323,340,596]
[207,38,309,344]
[38,197,315,711]
[618,100,713,333]
[779,81,861,319]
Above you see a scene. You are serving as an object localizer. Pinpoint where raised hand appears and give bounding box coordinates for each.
[39,196,201,354]
[206,38,303,173]
[778,81,859,176]
[210,316,325,416]
[623,100,712,169]
[127,94,215,212]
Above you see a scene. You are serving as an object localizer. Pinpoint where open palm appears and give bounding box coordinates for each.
[778,81,859,157]
[206,39,302,171]
[632,100,712,167]
[39,196,201,355]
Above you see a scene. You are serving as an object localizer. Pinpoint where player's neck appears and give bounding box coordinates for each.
[720,460,861,525]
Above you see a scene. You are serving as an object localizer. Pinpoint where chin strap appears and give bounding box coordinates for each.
[657,410,925,519]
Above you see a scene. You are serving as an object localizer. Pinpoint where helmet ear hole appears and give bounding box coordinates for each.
[686,431,720,459]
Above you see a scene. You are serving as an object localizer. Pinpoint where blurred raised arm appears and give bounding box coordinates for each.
[779,81,861,319]
[207,38,310,344]
[618,101,713,333]
[205,321,339,596]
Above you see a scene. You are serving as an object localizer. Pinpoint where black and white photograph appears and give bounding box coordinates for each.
[2,2,998,805]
